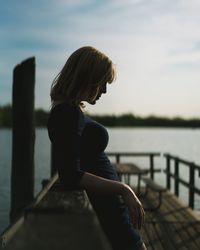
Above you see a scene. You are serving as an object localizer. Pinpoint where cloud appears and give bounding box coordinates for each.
[1,0,200,117]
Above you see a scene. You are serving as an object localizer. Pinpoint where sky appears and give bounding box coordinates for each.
[1,0,200,118]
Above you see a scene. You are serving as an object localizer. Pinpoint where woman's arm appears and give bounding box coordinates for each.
[79,172,145,230]
[48,104,85,188]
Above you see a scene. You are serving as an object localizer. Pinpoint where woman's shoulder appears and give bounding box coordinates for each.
[48,101,85,128]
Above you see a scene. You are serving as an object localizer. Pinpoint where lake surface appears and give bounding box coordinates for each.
[0,127,200,233]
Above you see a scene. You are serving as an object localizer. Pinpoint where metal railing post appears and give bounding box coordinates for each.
[189,163,195,209]
[174,157,179,197]
[150,154,154,180]
[166,154,171,190]
[116,154,120,164]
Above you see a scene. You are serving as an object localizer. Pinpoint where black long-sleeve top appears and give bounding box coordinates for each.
[47,102,119,189]
[47,102,144,250]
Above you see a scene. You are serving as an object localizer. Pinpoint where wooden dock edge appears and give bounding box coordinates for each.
[1,173,112,250]
[0,173,59,248]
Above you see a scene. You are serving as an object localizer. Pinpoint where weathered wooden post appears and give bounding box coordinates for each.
[10,57,35,222]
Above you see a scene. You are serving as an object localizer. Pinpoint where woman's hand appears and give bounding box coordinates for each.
[79,172,145,229]
[122,184,145,230]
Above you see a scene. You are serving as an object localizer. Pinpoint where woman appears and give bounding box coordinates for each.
[47,46,147,250]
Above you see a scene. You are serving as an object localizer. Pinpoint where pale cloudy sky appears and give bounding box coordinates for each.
[1,0,200,117]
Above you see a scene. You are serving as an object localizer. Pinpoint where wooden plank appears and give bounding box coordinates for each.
[152,193,187,250]
[1,189,112,250]
[166,194,200,249]
[140,188,200,250]
[142,222,157,250]
[140,227,151,249]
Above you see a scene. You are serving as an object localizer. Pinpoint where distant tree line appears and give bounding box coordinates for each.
[0,105,48,128]
[91,113,200,128]
[0,104,200,128]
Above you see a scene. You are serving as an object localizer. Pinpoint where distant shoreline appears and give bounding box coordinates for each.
[0,105,200,128]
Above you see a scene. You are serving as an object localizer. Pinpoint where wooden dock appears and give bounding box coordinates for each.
[1,152,200,250]
[1,175,200,250]
[138,188,200,250]
[114,156,200,250]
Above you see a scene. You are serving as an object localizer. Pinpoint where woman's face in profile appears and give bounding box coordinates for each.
[86,83,107,105]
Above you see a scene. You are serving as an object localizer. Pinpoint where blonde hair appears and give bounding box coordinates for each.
[50,46,116,107]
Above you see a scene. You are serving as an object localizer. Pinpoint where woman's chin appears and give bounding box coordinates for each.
[87,99,96,105]
[87,97,100,105]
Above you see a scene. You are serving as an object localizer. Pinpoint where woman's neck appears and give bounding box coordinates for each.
[51,100,84,112]
[51,100,67,109]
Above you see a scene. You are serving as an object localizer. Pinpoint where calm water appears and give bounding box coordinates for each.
[0,127,200,233]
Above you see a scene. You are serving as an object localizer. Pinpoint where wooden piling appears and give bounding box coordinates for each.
[10,57,36,222]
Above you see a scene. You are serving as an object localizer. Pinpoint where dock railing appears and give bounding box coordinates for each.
[107,152,161,180]
[164,153,200,209]
[107,152,200,210]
